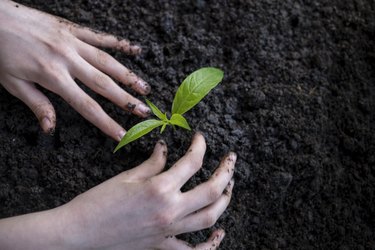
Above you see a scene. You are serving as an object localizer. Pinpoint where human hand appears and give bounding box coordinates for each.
[57,133,236,249]
[0,0,151,141]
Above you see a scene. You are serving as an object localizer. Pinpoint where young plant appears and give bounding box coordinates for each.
[114,67,224,152]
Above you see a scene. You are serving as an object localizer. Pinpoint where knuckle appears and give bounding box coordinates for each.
[40,60,57,75]
[44,34,75,59]
[202,213,217,228]
[95,49,110,66]
[186,157,203,172]
[93,72,110,91]
[95,33,106,46]
[147,180,169,198]
[39,61,66,84]
[207,185,221,202]
[31,102,53,118]
[78,98,102,116]
[154,212,174,229]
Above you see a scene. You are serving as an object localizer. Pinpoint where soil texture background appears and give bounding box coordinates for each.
[1,0,375,249]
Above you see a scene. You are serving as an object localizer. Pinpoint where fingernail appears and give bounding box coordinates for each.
[138,103,151,115]
[228,152,237,162]
[131,45,142,54]
[219,231,225,241]
[41,117,52,133]
[195,131,205,137]
[157,139,166,146]
[228,178,235,190]
[117,130,126,141]
[136,79,151,95]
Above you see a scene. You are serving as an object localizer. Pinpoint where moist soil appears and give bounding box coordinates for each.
[1,0,375,249]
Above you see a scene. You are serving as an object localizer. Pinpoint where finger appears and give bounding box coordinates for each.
[173,179,234,235]
[194,229,226,250]
[44,75,125,141]
[70,25,142,55]
[158,132,206,189]
[160,229,225,250]
[180,152,237,215]
[76,41,151,95]
[0,76,56,133]
[71,55,150,117]
[120,140,168,182]
[158,236,192,250]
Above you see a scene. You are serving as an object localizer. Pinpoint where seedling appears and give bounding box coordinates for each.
[114,67,224,152]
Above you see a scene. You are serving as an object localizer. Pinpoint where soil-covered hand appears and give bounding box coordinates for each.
[0,133,236,249]
[0,0,151,141]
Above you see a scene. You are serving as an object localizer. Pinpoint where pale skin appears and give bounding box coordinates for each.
[0,0,152,141]
[0,0,237,249]
[0,134,236,249]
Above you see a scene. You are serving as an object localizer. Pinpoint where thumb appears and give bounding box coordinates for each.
[1,76,56,133]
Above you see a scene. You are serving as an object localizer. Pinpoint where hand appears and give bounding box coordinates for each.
[59,133,236,249]
[0,0,151,141]
[0,133,236,249]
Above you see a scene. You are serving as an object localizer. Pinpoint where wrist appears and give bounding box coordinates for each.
[0,206,71,250]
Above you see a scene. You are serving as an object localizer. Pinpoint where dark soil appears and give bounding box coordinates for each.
[1,0,375,249]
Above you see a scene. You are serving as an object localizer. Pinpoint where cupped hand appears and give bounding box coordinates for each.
[0,0,151,141]
[57,133,236,250]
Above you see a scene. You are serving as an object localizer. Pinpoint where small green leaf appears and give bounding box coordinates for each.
[114,119,164,152]
[170,114,191,130]
[145,99,167,121]
[172,67,224,115]
[160,123,167,133]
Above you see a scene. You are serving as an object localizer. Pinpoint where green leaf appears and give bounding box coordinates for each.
[114,119,164,152]
[160,123,167,133]
[172,67,224,115]
[145,99,167,121]
[169,114,191,130]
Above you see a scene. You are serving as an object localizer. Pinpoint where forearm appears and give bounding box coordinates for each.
[0,208,67,250]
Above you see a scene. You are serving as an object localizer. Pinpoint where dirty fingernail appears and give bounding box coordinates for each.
[117,130,126,141]
[131,45,142,55]
[137,79,151,95]
[157,139,166,146]
[138,103,151,115]
[216,230,225,241]
[224,179,234,196]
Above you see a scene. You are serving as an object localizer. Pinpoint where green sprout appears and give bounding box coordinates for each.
[114,67,224,152]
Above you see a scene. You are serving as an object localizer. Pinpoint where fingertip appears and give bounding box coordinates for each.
[142,83,151,95]
[218,229,226,241]
[155,139,167,152]
[150,139,168,161]
[209,229,225,248]
[222,152,237,169]
[229,152,237,162]
[130,45,142,55]
[192,131,205,144]
[116,130,126,142]
[118,39,142,55]
[157,139,167,147]
[225,178,235,195]
[136,103,151,117]
[135,79,151,96]
[195,131,205,137]
[218,231,226,246]
[40,116,55,135]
